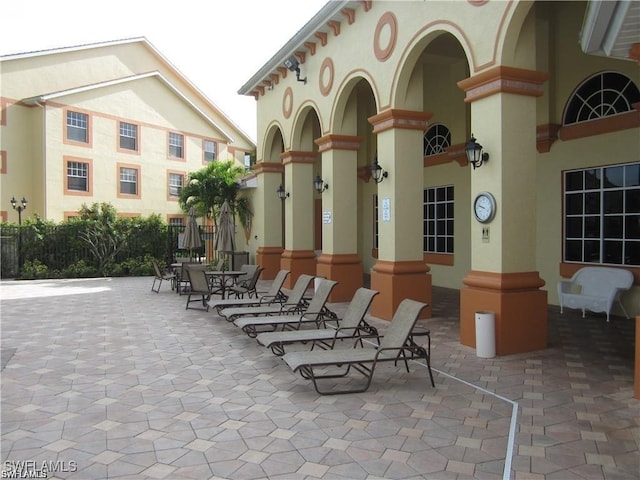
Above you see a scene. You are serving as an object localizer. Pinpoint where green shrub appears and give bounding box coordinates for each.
[62,260,98,278]
[21,259,50,279]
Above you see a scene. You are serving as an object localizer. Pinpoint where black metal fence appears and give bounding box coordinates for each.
[1,224,217,279]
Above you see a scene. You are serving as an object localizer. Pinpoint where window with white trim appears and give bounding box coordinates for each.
[168,173,184,198]
[563,162,640,266]
[204,140,216,163]
[67,111,88,143]
[67,161,89,192]
[424,186,454,253]
[119,167,138,195]
[169,132,184,158]
[120,122,138,151]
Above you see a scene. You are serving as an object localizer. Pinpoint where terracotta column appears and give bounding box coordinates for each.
[367,109,432,320]
[458,66,550,355]
[252,162,284,279]
[280,150,317,288]
[314,134,363,302]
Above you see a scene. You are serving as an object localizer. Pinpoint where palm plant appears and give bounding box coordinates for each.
[179,161,252,230]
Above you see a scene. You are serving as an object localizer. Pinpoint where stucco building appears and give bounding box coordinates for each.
[238,0,639,354]
[1,38,255,225]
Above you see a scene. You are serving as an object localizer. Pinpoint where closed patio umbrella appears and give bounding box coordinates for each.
[215,201,235,267]
[183,206,202,261]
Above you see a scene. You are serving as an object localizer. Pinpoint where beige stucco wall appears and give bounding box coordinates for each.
[248,0,639,316]
[1,39,255,225]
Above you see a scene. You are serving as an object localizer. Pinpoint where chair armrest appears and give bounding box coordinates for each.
[558,280,578,294]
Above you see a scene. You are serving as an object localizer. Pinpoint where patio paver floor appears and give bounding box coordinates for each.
[1,276,637,479]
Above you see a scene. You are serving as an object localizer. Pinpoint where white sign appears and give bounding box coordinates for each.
[382,197,391,222]
[322,211,332,224]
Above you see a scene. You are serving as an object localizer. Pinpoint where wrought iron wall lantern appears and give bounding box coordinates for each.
[370,155,388,184]
[276,185,289,199]
[465,134,490,169]
[314,175,328,194]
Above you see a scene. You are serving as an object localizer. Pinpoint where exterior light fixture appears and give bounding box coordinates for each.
[370,155,388,184]
[10,196,28,225]
[314,175,328,194]
[465,134,489,169]
[276,185,289,199]
[284,55,307,84]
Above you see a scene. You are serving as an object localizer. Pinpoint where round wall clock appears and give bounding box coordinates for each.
[473,191,496,223]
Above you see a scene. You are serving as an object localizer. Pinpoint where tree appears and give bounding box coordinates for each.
[78,202,130,275]
[179,161,252,230]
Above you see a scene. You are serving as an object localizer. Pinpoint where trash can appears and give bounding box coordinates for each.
[475,311,496,358]
[230,251,249,270]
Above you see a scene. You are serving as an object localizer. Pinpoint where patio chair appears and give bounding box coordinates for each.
[185,266,214,311]
[208,269,290,314]
[256,287,380,355]
[234,279,339,338]
[176,261,200,295]
[282,298,435,395]
[229,266,264,298]
[218,274,315,323]
[151,259,176,293]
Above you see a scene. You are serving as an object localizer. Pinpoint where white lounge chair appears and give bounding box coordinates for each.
[282,299,434,395]
[256,287,379,355]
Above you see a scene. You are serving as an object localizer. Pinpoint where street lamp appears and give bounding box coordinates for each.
[10,196,28,225]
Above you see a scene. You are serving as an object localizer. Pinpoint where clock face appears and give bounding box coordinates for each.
[474,192,496,223]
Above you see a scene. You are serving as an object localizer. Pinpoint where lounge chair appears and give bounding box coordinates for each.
[282,298,435,395]
[151,259,176,293]
[218,274,315,323]
[208,269,290,314]
[234,279,339,338]
[256,287,380,355]
[185,266,214,311]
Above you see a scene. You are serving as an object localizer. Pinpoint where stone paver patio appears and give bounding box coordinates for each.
[1,276,637,479]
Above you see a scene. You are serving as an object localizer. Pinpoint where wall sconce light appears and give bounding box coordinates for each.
[314,175,328,194]
[284,56,307,84]
[276,185,289,199]
[370,155,388,184]
[465,134,489,169]
[10,196,28,225]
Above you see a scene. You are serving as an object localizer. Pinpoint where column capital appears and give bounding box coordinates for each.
[252,162,284,175]
[280,150,318,165]
[368,109,432,134]
[314,134,363,152]
[457,66,549,103]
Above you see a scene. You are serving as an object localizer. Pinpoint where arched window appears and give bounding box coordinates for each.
[423,124,451,156]
[563,72,640,126]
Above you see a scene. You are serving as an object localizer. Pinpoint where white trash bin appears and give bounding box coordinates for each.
[475,311,496,358]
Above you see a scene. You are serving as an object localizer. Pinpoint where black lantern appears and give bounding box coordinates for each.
[10,196,28,225]
[465,134,489,169]
[314,175,328,194]
[370,154,388,184]
[276,185,289,199]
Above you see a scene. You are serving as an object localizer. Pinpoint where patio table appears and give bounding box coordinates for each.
[205,270,244,299]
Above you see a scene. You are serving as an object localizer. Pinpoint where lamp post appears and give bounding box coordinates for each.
[10,196,28,225]
[10,196,27,274]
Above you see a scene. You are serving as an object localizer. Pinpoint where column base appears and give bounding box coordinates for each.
[460,271,548,355]
[370,260,431,320]
[280,250,317,288]
[256,246,283,280]
[316,253,363,302]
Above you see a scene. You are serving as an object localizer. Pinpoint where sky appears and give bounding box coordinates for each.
[0,0,330,142]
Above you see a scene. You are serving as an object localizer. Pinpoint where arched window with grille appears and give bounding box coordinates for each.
[563,71,640,125]
[423,123,451,156]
